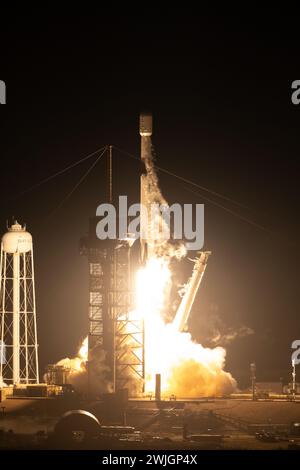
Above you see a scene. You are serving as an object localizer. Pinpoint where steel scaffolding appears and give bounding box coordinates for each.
[81,232,144,395]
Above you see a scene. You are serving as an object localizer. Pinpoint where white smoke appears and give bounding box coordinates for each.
[54,337,112,396]
[0,378,7,387]
[142,137,186,261]
[138,140,237,397]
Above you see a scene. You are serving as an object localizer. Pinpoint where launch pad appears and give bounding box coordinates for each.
[1,393,300,450]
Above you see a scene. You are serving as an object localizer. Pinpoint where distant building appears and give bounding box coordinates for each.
[284,383,300,394]
[256,382,284,394]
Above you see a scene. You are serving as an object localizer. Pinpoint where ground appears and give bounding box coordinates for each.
[1,396,300,449]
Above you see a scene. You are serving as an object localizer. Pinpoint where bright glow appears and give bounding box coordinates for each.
[136,258,171,392]
[78,336,88,361]
[135,258,236,397]
[56,335,112,396]
[57,336,87,373]
[136,258,171,318]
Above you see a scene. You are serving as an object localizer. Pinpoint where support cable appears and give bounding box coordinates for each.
[12,145,107,200]
[113,145,272,234]
[113,145,249,210]
[45,146,108,218]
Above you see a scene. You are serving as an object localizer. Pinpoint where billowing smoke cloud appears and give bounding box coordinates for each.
[55,337,112,396]
[210,325,254,346]
[138,142,237,398]
[141,137,186,260]
[141,306,237,397]
[0,378,7,387]
[191,304,254,347]
[168,357,236,397]
[165,328,237,396]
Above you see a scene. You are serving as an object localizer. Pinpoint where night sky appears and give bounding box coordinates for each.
[0,16,299,387]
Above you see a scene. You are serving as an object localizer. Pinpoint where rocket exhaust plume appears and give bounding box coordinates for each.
[135,258,236,396]
[139,113,187,263]
[136,112,236,397]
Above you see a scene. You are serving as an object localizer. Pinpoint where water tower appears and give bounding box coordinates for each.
[0,221,39,385]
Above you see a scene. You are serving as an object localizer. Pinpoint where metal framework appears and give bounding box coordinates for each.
[112,242,144,392]
[0,241,39,385]
[84,236,144,394]
[80,144,145,395]
[88,248,105,348]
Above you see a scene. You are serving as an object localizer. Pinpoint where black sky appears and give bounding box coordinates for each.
[0,16,300,386]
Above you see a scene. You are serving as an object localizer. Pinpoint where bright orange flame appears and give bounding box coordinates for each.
[136,258,171,393]
[78,336,88,361]
[135,258,236,397]
[57,336,87,373]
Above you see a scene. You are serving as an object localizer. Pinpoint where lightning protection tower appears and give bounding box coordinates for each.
[0,221,39,385]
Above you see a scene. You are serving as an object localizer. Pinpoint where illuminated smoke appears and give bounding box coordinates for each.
[210,326,254,346]
[141,136,186,261]
[136,144,237,397]
[56,336,112,396]
[194,305,254,347]
[136,258,237,397]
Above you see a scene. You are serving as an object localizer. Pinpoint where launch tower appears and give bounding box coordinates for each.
[80,145,145,394]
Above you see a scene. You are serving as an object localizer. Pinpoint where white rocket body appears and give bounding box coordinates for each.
[140,113,153,264]
[173,251,211,332]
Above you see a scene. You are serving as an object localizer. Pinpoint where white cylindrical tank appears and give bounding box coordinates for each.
[0,220,39,386]
[139,112,152,136]
[2,222,32,253]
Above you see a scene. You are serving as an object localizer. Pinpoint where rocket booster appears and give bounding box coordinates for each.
[140,112,153,265]
[140,112,152,137]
